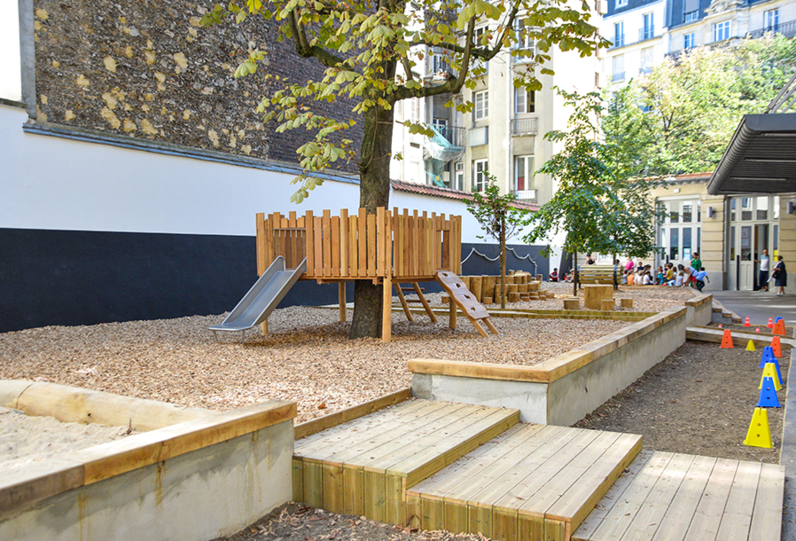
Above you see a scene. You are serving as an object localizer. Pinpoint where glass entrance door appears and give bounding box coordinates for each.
[739,225,753,290]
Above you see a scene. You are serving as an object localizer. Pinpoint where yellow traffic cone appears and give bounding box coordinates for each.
[746,340,756,352]
[744,408,773,448]
[760,363,783,390]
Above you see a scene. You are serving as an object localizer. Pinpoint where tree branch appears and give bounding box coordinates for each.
[287,10,345,68]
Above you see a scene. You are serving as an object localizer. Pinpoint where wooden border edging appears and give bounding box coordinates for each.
[408,307,687,385]
[0,399,296,514]
[294,388,413,440]
[686,327,795,348]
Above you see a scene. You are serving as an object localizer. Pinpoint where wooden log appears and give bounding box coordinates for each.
[536,274,543,281]
[563,298,580,310]
[339,283,346,322]
[461,276,472,291]
[547,291,555,299]
[508,270,515,276]
[482,276,496,300]
[601,299,615,311]
[529,281,540,292]
[482,296,493,305]
[508,292,521,303]
[470,276,483,303]
[449,296,457,329]
[441,295,450,304]
[507,284,519,294]
[620,298,634,308]
[260,320,268,335]
[520,295,531,302]
[583,284,614,310]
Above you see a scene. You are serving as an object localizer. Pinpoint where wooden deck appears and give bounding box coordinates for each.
[573,450,785,541]
[292,399,520,525]
[406,424,642,541]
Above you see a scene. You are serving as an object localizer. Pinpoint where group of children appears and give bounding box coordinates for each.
[549,253,710,291]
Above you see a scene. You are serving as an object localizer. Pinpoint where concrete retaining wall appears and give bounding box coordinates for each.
[685,293,713,327]
[410,307,687,425]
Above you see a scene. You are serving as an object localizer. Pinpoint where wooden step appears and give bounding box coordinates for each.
[406,424,642,541]
[293,399,520,525]
[573,450,785,541]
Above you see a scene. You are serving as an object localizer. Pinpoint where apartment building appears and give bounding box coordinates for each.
[391,6,604,206]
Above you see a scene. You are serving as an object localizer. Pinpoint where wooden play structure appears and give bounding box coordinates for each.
[255,208,497,340]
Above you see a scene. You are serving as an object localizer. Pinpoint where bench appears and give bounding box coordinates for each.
[577,264,619,288]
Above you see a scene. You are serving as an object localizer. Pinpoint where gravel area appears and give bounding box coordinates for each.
[0,307,630,424]
[574,340,788,463]
[215,503,491,541]
[532,282,696,313]
[0,407,133,471]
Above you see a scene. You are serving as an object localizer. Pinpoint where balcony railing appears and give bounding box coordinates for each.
[609,35,626,49]
[513,189,537,203]
[612,71,625,82]
[639,27,655,41]
[639,67,652,75]
[747,19,796,39]
[432,125,466,147]
[511,118,538,135]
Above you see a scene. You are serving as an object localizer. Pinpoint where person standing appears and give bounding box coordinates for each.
[755,249,770,292]
[690,253,702,287]
[773,256,787,296]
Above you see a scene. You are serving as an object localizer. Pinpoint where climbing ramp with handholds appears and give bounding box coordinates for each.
[436,270,498,337]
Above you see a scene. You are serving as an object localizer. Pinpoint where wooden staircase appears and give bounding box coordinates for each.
[293,399,785,541]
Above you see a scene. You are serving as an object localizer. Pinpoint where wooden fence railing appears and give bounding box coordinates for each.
[255,209,462,280]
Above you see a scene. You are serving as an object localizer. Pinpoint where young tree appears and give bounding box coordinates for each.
[466,174,530,308]
[523,90,658,295]
[202,0,606,338]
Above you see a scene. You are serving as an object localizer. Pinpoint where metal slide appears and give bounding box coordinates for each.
[209,256,307,340]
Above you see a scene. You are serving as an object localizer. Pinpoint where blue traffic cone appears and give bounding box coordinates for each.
[758,376,782,408]
[759,346,776,368]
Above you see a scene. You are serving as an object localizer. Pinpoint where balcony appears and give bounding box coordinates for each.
[469,126,488,147]
[612,71,626,82]
[433,125,466,148]
[639,27,655,42]
[747,19,796,39]
[609,35,626,49]
[513,189,537,203]
[511,118,538,135]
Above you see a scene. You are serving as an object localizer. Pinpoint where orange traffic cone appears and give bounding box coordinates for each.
[772,336,783,358]
[720,329,734,349]
[756,327,761,333]
[718,324,723,328]
[767,317,774,328]
[744,316,751,327]
[773,319,786,336]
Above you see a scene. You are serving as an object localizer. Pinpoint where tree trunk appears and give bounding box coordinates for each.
[500,214,507,309]
[349,83,396,339]
[573,251,578,297]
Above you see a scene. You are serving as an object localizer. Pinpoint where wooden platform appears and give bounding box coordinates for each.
[406,424,642,541]
[573,450,785,541]
[292,399,520,525]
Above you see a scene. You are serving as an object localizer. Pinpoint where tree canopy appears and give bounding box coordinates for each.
[602,35,796,178]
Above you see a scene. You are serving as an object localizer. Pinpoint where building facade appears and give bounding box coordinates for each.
[391,4,604,206]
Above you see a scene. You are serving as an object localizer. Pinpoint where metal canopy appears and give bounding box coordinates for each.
[706,113,796,195]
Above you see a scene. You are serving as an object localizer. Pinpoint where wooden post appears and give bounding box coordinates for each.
[449,296,457,329]
[260,319,268,335]
[382,275,392,342]
[339,282,347,322]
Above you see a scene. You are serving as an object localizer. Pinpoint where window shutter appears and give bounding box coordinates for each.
[684,0,698,13]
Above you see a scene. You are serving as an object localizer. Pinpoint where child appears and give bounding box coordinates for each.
[549,268,559,282]
[642,271,652,285]
[694,267,710,291]
[627,270,635,285]
[656,266,664,285]
[563,271,574,283]
[674,268,684,287]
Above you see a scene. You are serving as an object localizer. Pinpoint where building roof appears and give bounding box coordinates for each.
[390,179,540,211]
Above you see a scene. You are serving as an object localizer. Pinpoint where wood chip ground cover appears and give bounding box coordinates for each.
[0,306,630,423]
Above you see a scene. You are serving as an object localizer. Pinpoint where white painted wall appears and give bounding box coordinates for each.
[1,104,520,244]
[0,0,21,102]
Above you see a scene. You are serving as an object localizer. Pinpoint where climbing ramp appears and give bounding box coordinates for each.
[436,270,498,337]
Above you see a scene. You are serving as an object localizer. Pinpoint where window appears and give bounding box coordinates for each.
[730,226,736,260]
[612,55,625,81]
[431,51,449,75]
[514,155,534,191]
[684,10,698,22]
[474,160,488,192]
[642,13,654,40]
[640,47,653,75]
[454,162,464,191]
[514,88,535,114]
[757,196,769,220]
[614,22,625,47]
[670,201,680,223]
[774,196,780,219]
[473,27,489,73]
[617,0,628,7]
[741,197,752,220]
[764,9,779,31]
[670,228,679,260]
[713,21,730,42]
[684,33,695,50]
[514,18,536,57]
[474,91,489,120]
[0,0,21,101]
[682,202,692,223]
[730,198,736,221]
[432,118,447,131]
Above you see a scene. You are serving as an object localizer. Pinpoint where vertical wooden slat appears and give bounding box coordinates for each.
[256,213,266,276]
[367,212,377,277]
[358,208,367,277]
[323,210,332,277]
[314,216,323,277]
[455,216,462,274]
[377,207,386,276]
[349,215,358,277]
[340,209,349,277]
[339,282,346,322]
[382,274,392,342]
[403,209,410,278]
[412,210,420,278]
[305,211,314,277]
[386,209,392,276]
[331,216,341,275]
[442,229,451,271]
[394,212,402,278]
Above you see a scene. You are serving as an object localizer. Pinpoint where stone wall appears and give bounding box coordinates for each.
[31,0,362,171]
